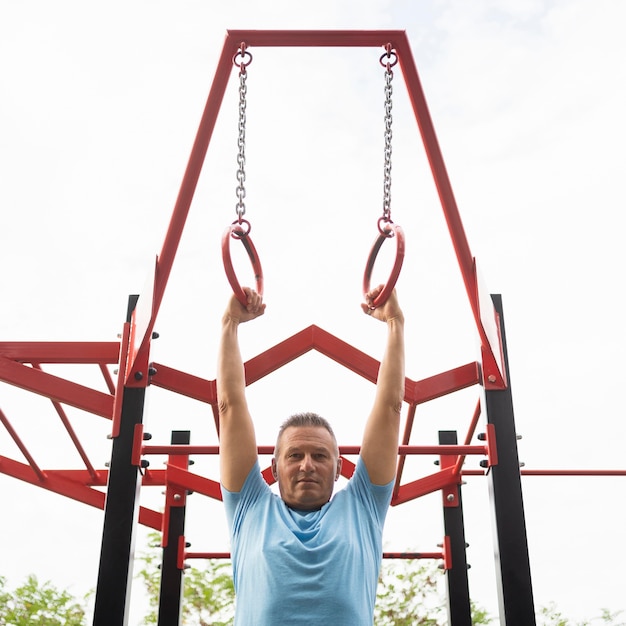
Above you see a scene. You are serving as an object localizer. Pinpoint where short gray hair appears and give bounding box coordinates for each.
[275,412,338,456]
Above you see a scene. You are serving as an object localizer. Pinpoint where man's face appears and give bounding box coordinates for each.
[272,426,342,511]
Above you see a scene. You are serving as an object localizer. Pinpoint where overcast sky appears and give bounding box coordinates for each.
[1,1,625,623]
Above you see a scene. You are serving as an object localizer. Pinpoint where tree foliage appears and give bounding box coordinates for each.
[374,558,491,625]
[2,538,624,625]
[0,574,86,625]
[136,532,235,625]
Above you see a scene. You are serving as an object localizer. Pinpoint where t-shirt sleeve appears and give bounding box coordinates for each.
[348,457,394,528]
[221,461,270,536]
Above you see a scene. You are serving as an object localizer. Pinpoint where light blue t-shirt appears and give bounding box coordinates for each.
[222,459,393,626]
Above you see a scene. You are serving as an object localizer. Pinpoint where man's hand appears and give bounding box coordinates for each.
[223,287,266,325]
[361,284,404,324]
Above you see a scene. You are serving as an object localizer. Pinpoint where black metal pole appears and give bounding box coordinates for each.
[93,295,146,626]
[439,430,472,626]
[157,430,190,626]
[485,294,536,625]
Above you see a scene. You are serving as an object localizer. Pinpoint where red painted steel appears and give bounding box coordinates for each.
[0,410,46,481]
[1,30,624,564]
[221,221,264,307]
[363,223,405,308]
[0,341,119,364]
[0,356,114,418]
[149,362,218,404]
[31,363,99,481]
[394,466,461,506]
[453,398,482,476]
[111,322,131,437]
[394,403,417,501]
[122,29,505,388]
[143,444,488,456]
[183,550,444,560]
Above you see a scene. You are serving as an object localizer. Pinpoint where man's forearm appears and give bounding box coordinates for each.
[375,315,405,412]
[217,315,247,410]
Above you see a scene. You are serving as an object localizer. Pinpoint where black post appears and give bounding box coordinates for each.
[157,430,190,626]
[439,430,472,626]
[485,294,535,625]
[93,296,146,626]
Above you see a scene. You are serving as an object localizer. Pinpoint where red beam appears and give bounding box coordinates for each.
[143,444,487,456]
[150,363,217,404]
[0,341,120,364]
[0,409,46,480]
[0,356,114,418]
[405,361,480,405]
[393,466,461,505]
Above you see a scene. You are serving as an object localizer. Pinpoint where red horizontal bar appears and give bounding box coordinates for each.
[458,469,626,477]
[0,357,114,418]
[183,550,443,561]
[225,29,408,48]
[521,469,626,476]
[144,444,488,456]
[0,341,120,364]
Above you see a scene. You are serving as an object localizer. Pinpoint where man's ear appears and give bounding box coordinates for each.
[335,457,343,481]
[271,458,278,480]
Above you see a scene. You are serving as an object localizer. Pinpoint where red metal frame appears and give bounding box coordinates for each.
[1,30,624,570]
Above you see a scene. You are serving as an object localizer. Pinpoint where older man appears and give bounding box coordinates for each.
[218,285,405,625]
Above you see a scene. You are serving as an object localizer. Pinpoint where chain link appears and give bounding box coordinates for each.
[382,61,394,222]
[235,55,248,222]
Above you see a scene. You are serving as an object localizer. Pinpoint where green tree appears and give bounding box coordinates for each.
[374,558,491,625]
[0,574,86,625]
[136,532,235,625]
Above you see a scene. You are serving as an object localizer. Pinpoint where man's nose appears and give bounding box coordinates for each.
[300,455,315,471]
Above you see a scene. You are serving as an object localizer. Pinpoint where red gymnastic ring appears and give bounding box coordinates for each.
[221,220,264,307]
[363,221,405,309]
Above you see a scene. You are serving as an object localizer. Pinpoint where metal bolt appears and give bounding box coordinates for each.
[519,462,526,468]
[477,432,486,441]
[143,432,152,441]
[487,374,497,383]
[173,493,182,501]
[140,460,150,469]
[148,366,157,376]
[446,494,455,502]
[152,331,160,339]
[134,371,143,381]
[479,460,489,468]
[433,459,440,466]
[516,434,523,440]
[113,369,119,375]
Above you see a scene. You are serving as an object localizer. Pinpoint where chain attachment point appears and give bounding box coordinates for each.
[233,42,253,71]
[379,43,398,71]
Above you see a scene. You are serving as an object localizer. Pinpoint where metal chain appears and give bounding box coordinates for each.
[235,53,248,222]
[382,60,394,222]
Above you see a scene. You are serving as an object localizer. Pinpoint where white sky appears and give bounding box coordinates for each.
[1,1,625,623]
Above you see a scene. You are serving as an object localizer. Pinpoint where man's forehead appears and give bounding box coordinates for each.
[279,426,335,446]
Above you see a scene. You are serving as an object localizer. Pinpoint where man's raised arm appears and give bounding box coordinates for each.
[360,286,405,486]
[217,288,265,492]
